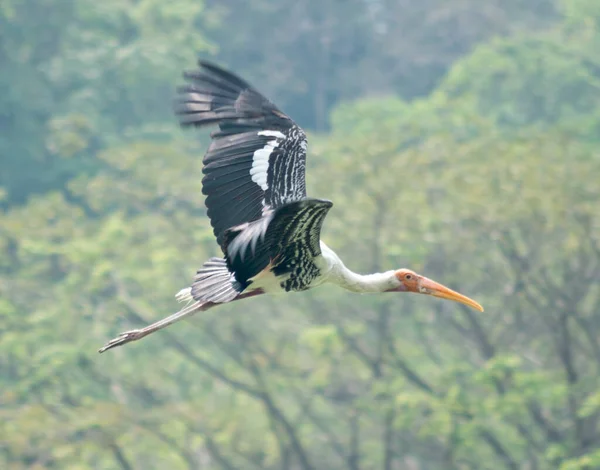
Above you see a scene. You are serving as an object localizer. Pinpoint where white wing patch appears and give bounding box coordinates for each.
[226,213,273,262]
[258,130,286,139]
[250,130,286,191]
[250,146,273,190]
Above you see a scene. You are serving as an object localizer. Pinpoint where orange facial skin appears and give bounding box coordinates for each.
[395,269,484,312]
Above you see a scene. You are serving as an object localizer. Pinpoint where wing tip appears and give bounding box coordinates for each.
[300,198,334,209]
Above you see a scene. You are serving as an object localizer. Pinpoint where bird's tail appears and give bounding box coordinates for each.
[175,286,194,304]
[187,257,243,304]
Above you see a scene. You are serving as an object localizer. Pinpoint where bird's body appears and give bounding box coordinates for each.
[99,60,483,353]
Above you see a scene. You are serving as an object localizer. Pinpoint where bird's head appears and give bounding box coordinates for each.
[392,268,484,312]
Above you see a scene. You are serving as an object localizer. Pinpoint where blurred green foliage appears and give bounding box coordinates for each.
[2,0,600,469]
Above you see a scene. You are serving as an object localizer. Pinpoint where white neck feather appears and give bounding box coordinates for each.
[319,242,397,293]
[333,267,396,293]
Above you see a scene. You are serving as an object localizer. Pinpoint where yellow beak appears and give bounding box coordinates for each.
[419,277,484,312]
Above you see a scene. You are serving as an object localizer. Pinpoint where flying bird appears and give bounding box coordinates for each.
[99,61,483,353]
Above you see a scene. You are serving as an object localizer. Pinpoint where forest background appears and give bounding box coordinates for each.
[2,0,600,469]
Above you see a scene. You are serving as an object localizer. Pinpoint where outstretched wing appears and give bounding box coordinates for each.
[223,198,333,292]
[175,60,308,249]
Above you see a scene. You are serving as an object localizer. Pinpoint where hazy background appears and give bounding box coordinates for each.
[2,0,600,469]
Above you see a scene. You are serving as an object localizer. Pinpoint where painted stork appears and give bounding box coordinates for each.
[99,61,483,353]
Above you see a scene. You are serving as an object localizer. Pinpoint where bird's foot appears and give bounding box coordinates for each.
[98,329,146,353]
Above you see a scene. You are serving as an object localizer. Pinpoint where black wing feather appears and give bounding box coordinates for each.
[222,199,333,290]
[175,60,308,249]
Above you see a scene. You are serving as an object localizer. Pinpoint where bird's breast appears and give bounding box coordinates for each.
[247,256,328,294]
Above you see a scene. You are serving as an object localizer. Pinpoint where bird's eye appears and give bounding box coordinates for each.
[405,274,412,280]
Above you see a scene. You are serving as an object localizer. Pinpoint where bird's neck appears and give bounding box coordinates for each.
[333,266,396,293]
[321,244,395,293]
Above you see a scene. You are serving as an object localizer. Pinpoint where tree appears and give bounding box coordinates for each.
[3,94,600,469]
[437,0,600,139]
[3,1,600,468]
[205,0,557,131]
[0,0,209,205]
